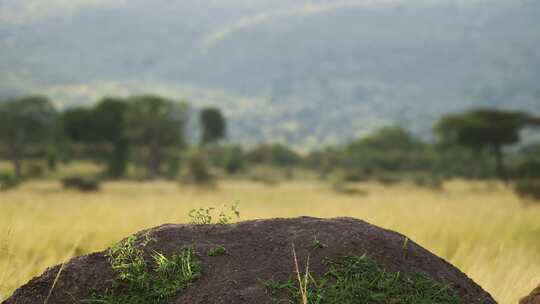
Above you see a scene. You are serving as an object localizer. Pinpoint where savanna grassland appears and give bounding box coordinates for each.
[0,170,539,304]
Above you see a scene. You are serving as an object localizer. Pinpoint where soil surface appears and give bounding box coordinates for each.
[520,285,540,304]
[3,217,496,304]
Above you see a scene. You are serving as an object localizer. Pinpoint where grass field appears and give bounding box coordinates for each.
[0,177,539,303]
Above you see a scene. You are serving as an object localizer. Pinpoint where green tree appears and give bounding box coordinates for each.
[61,98,129,178]
[200,107,226,146]
[351,126,424,152]
[93,98,129,178]
[246,144,300,167]
[0,96,57,179]
[344,126,427,172]
[124,95,187,179]
[61,108,97,142]
[435,109,536,182]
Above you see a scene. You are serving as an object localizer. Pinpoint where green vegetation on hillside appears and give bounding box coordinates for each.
[265,255,462,304]
[87,235,201,304]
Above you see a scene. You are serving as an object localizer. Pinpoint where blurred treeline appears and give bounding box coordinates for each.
[0,95,539,199]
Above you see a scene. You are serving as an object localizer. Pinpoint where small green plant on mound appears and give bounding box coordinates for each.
[265,255,461,304]
[188,202,240,225]
[208,245,226,257]
[85,235,201,304]
[311,236,326,249]
[188,207,214,225]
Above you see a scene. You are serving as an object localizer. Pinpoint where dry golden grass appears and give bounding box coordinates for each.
[0,178,539,303]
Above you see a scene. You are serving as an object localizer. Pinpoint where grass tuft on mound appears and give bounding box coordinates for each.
[84,235,201,304]
[208,245,227,257]
[265,255,461,304]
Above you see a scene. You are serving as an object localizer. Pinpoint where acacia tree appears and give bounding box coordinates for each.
[0,96,57,179]
[124,95,187,179]
[435,109,536,182]
[200,107,226,146]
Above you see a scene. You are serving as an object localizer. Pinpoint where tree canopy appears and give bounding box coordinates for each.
[62,108,98,142]
[343,126,429,172]
[200,107,226,146]
[93,97,129,143]
[0,96,57,178]
[124,95,187,178]
[436,110,530,148]
[349,126,425,152]
[435,109,536,181]
[61,97,130,177]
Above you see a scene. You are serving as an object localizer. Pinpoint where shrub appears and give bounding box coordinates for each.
[249,174,279,186]
[376,174,401,186]
[62,176,100,192]
[514,179,540,201]
[342,170,369,182]
[284,168,294,180]
[332,180,368,196]
[204,146,228,167]
[0,172,19,191]
[183,154,215,187]
[46,149,57,171]
[25,163,45,178]
[512,160,540,179]
[413,175,443,190]
[166,155,181,180]
[225,146,245,174]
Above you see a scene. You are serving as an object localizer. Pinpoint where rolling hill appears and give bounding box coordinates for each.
[1,0,539,148]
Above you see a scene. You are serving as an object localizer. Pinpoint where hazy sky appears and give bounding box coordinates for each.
[0,0,128,24]
[0,0,515,26]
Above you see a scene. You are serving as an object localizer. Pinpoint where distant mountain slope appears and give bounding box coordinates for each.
[1,0,539,147]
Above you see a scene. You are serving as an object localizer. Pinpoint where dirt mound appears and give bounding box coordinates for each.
[4,217,496,304]
[520,285,540,304]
